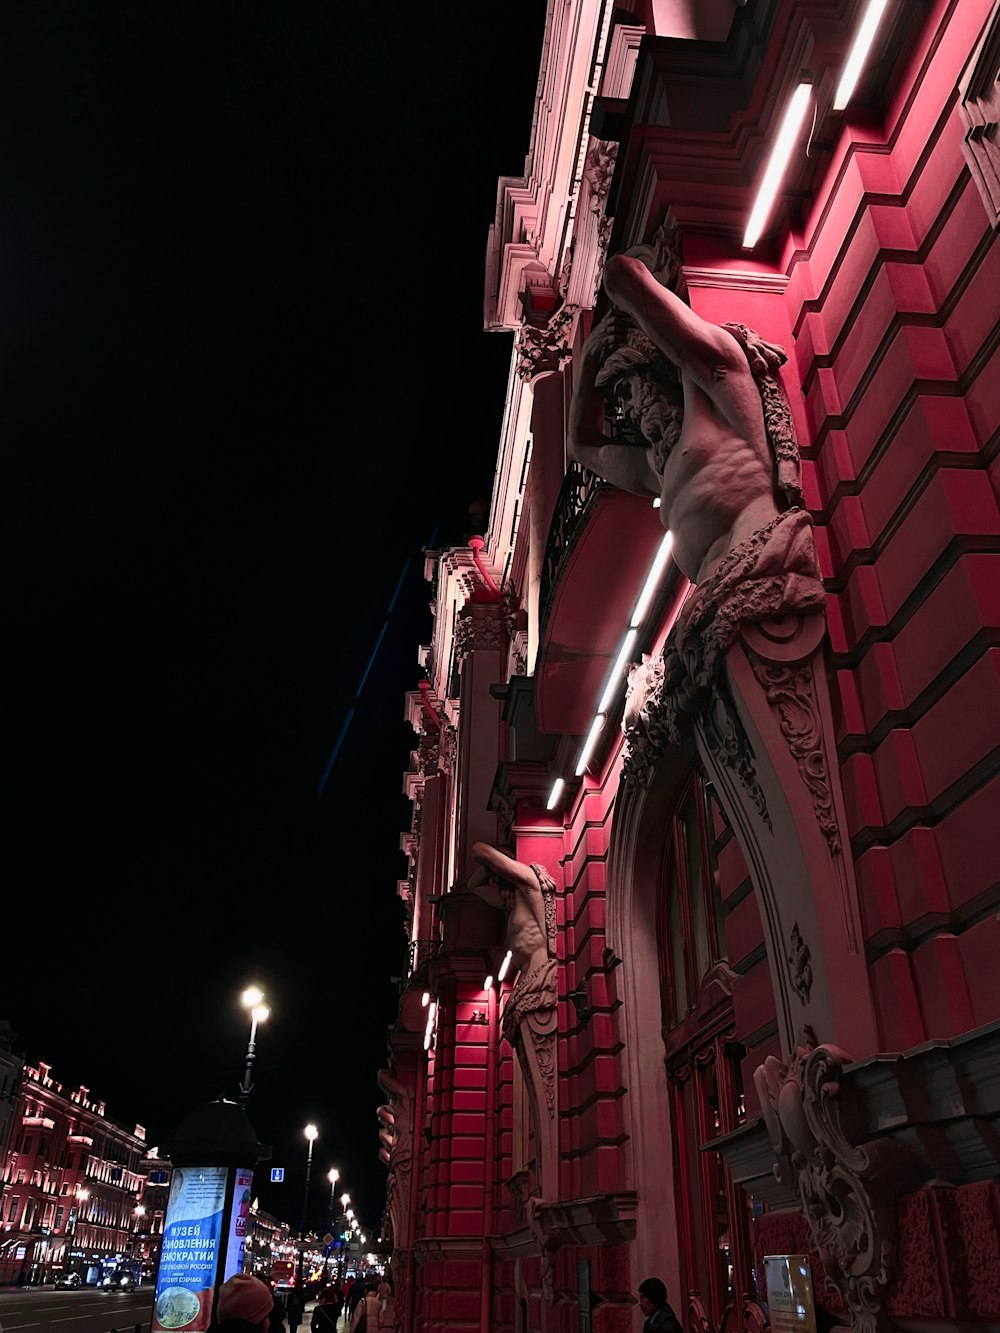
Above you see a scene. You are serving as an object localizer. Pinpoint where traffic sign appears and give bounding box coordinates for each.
[270,1167,285,1182]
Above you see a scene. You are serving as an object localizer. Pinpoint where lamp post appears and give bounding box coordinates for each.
[297,1124,318,1293]
[132,1205,146,1262]
[338,1193,350,1287]
[238,987,269,1107]
[324,1169,339,1284]
[66,1188,89,1274]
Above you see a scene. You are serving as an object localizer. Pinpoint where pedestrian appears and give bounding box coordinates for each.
[350,1279,380,1333]
[346,1274,366,1321]
[377,1269,397,1333]
[268,1291,287,1333]
[209,1273,275,1333]
[636,1277,683,1333]
[310,1284,342,1333]
[286,1285,306,1333]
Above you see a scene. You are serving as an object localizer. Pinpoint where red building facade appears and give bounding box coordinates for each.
[0,1058,162,1286]
[379,3,1000,1332]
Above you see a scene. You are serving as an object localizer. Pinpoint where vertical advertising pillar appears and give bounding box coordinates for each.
[152,1097,270,1333]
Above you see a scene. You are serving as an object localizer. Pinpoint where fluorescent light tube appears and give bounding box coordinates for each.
[743,82,812,249]
[833,0,890,110]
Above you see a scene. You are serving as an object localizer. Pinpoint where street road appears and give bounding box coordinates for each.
[0,1286,152,1333]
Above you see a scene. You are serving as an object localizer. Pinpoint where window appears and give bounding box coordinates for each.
[657,775,756,1329]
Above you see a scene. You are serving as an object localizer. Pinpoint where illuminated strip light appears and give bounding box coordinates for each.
[597,627,639,715]
[483,975,494,989]
[630,531,674,627]
[833,0,890,110]
[497,950,513,981]
[742,82,813,250]
[575,713,606,776]
[423,1000,436,1051]
[546,776,565,810]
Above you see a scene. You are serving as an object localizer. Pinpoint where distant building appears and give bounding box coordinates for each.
[0,1023,25,1173]
[378,2,1000,1331]
[0,1058,159,1285]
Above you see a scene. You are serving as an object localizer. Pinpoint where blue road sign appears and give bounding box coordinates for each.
[270,1167,284,1182]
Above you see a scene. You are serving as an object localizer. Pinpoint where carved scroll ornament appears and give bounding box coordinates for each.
[754,1031,905,1333]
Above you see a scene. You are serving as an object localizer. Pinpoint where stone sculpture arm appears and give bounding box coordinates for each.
[602,253,763,434]
[567,308,662,497]
[468,840,538,900]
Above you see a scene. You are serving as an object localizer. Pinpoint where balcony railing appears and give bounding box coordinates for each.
[407,939,441,978]
[539,462,607,643]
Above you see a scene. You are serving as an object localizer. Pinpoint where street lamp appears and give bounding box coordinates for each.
[324,1169,339,1283]
[239,986,269,1106]
[336,1193,351,1286]
[297,1124,318,1292]
[66,1188,89,1272]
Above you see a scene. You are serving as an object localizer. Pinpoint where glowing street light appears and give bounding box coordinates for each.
[65,1187,90,1270]
[238,986,270,1107]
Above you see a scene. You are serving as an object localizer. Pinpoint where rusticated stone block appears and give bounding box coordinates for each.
[870,949,927,1049]
[909,933,976,1037]
[441,1260,480,1288]
[439,1288,481,1321]
[591,1242,631,1296]
[592,1301,637,1333]
[888,1186,947,1317]
[954,913,1000,1027]
[954,1181,1000,1319]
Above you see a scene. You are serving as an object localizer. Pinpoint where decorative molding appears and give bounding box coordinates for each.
[683,265,790,293]
[746,652,839,854]
[526,1022,557,1119]
[516,306,576,381]
[958,0,1000,229]
[584,140,618,211]
[455,604,503,661]
[703,686,772,830]
[787,922,813,1004]
[755,1030,907,1333]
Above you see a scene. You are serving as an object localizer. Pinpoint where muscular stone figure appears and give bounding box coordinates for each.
[467,839,560,1199]
[569,252,825,749]
[467,840,557,1040]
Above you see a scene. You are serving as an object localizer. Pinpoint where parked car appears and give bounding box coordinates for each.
[55,1271,83,1289]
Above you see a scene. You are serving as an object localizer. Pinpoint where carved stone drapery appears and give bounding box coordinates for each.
[754,1032,907,1333]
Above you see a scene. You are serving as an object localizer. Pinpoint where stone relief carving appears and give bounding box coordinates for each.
[585,140,618,210]
[516,306,576,381]
[747,652,840,854]
[787,922,813,1003]
[455,604,503,660]
[755,1030,905,1333]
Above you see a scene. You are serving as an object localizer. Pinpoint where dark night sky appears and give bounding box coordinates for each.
[3,2,546,1239]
